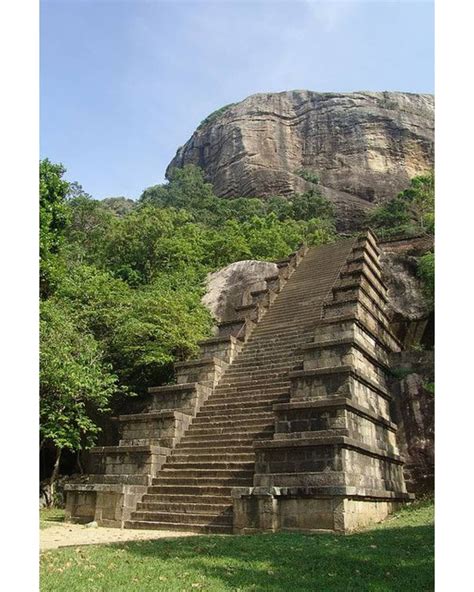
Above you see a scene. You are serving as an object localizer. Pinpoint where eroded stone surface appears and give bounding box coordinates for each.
[202,260,278,323]
[391,351,434,493]
[379,236,434,347]
[168,91,434,229]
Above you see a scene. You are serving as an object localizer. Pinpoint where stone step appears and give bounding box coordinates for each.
[141,493,231,505]
[175,438,259,449]
[146,484,236,496]
[157,467,253,479]
[192,413,273,425]
[155,476,252,488]
[165,461,254,471]
[201,397,288,412]
[125,519,232,534]
[180,430,273,444]
[230,356,298,366]
[196,406,273,418]
[136,501,232,514]
[206,390,289,403]
[197,406,281,418]
[215,380,286,398]
[221,367,291,378]
[169,452,255,463]
[130,510,233,526]
[188,418,274,430]
[193,409,273,425]
[186,423,274,436]
[181,427,266,438]
[217,360,294,371]
[173,444,254,455]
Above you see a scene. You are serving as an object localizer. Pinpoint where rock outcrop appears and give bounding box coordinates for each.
[391,350,434,494]
[379,235,434,348]
[202,260,278,323]
[167,90,434,230]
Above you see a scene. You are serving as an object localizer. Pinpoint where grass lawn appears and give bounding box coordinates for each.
[40,499,434,592]
[40,508,66,530]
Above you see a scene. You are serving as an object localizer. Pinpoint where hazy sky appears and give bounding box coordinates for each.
[40,0,434,199]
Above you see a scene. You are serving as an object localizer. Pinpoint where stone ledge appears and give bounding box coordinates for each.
[253,435,403,463]
[299,336,391,373]
[273,397,397,431]
[148,382,199,394]
[89,445,165,454]
[357,229,381,255]
[322,300,401,349]
[232,484,413,501]
[325,288,390,323]
[331,282,389,320]
[65,474,152,486]
[313,313,401,353]
[344,254,386,288]
[64,482,148,493]
[117,410,191,422]
[337,268,388,303]
[289,366,392,400]
[264,274,279,282]
[250,287,271,297]
[234,303,260,313]
[174,356,226,370]
[198,335,239,346]
[349,246,380,275]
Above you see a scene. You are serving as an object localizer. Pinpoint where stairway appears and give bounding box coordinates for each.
[125,238,357,533]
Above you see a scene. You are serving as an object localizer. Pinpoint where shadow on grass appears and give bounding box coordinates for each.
[125,524,434,592]
[40,508,66,529]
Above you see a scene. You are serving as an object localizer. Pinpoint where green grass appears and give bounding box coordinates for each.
[40,508,66,529]
[40,500,434,592]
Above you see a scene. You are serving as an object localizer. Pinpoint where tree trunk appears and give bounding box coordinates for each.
[77,451,84,475]
[49,447,62,507]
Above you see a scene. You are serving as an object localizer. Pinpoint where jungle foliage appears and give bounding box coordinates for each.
[368,171,434,239]
[39,162,337,465]
[39,160,434,469]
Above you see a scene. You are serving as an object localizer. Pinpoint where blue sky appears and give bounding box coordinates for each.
[40,0,434,200]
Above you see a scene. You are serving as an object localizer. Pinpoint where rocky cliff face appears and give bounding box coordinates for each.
[167,90,434,229]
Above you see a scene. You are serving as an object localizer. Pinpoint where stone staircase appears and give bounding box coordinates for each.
[65,232,411,533]
[124,239,355,533]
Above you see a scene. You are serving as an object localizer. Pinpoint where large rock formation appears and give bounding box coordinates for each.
[167,90,434,230]
[202,260,278,323]
[379,235,434,348]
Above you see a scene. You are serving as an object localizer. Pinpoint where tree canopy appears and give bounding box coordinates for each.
[368,171,434,239]
[39,159,434,480]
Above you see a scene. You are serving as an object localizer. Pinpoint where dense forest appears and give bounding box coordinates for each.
[39,160,434,487]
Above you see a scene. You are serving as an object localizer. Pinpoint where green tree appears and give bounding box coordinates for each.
[368,171,434,238]
[102,196,136,217]
[40,298,117,498]
[103,205,208,285]
[398,172,434,233]
[140,165,216,211]
[40,159,70,297]
[65,194,116,266]
[418,251,435,306]
[290,189,335,222]
[368,196,414,237]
